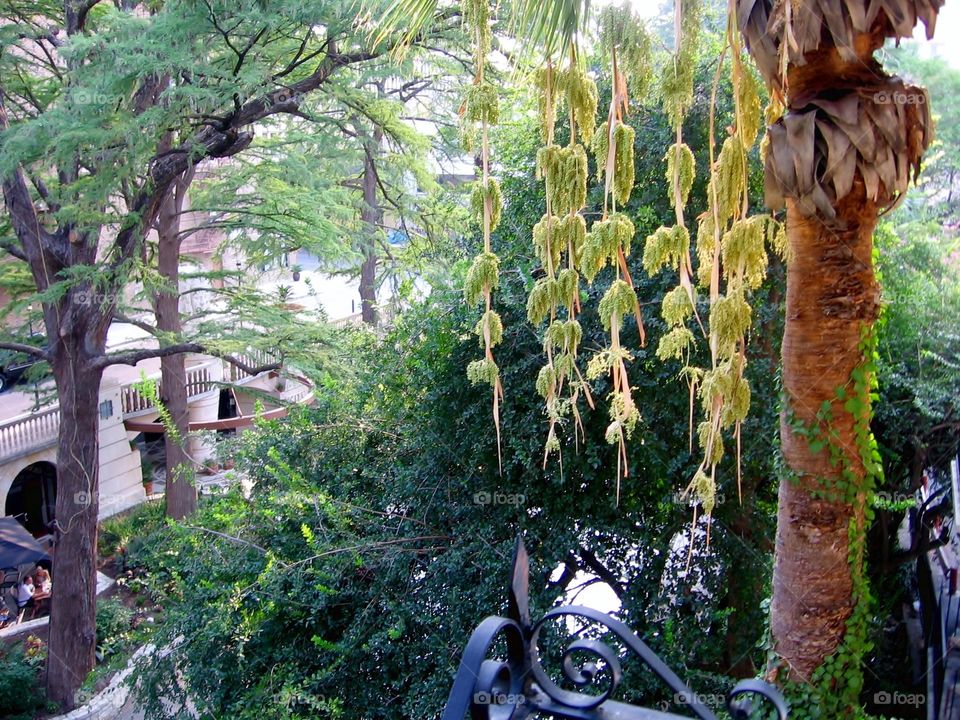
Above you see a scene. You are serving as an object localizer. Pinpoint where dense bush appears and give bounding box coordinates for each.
[0,647,45,720]
[96,598,134,657]
[98,500,167,563]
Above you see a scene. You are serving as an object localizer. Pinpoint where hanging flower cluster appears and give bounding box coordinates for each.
[642,0,703,465]
[461,0,506,472]
[578,5,653,499]
[528,57,598,469]
[677,2,786,532]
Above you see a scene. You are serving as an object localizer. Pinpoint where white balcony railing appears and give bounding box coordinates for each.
[0,406,60,462]
[120,359,220,417]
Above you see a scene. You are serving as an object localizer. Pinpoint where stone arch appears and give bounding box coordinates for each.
[5,460,57,536]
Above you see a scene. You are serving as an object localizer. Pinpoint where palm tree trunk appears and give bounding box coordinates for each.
[772,183,880,678]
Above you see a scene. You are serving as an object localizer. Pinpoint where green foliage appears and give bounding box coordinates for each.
[582,213,635,282]
[128,94,786,709]
[133,374,180,443]
[96,599,134,657]
[642,225,690,276]
[659,0,702,130]
[657,326,695,361]
[474,309,504,348]
[664,143,695,207]
[98,500,166,560]
[0,647,44,720]
[463,82,500,126]
[461,0,492,58]
[467,357,500,386]
[545,318,582,352]
[592,121,636,206]
[709,135,747,225]
[709,291,752,357]
[557,66,598,144]
[661,286,693,327]
[781,327,883,717]
[597,3,654,99]
[873,220,960,487]
[538,143,588,215]
[527,277,561,324]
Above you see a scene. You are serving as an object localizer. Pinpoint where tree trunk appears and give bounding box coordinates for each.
[359,127,384,326]
[46,348,104,708]
[771,184,880,679]
[156,177,196,519]
[359,248,377,325]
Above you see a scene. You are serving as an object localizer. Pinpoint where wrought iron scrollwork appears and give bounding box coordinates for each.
[441,538,788,720]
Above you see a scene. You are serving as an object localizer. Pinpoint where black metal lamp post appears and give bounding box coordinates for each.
[441,539,788,720]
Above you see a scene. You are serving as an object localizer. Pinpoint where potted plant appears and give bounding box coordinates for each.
[140,456,153,495]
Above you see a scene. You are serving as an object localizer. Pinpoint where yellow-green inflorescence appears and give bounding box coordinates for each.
[578,3,656,498]
[461,0,506,472]
[528,53,598,471]
[653,0,786,529]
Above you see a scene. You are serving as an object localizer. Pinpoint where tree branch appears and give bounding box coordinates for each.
[94,341,281,377]
[111,44,388,271]
[577,546,625,599]
[0,341,49,359]
[0,239,28,262]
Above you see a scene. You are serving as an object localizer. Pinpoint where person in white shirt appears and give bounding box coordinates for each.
[16,577,34,609]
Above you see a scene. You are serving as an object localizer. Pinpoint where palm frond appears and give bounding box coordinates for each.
[372,0,441,49]
[510,0,591,60]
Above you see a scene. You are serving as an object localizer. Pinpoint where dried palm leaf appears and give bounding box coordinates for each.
[738,0,944,89]
[764,82,932,218]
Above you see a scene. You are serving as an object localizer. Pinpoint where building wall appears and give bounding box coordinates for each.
[96,379,146,518]
[0,381,148,526]
[0,446,58,516]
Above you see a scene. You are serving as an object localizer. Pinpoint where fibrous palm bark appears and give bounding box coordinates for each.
[737,0,940,685]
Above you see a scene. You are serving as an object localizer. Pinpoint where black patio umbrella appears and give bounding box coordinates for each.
[0,517,50,571]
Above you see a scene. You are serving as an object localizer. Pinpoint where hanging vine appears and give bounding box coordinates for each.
[528,51,598,472]
[461,0,506,473]
[646,0,785,540]
[576,5,653,500]
[641,0,707,525]
[642,0,703,474]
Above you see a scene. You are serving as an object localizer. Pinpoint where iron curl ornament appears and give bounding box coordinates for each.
[441,539,788,720]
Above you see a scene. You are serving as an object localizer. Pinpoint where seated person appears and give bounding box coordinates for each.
[16,577,35,611]
[0,604,10,627]
[33,567,51,594]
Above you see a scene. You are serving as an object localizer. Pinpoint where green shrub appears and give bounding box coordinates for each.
[98,500,166,561]
[96,598,133,656]
[0,648,44,720]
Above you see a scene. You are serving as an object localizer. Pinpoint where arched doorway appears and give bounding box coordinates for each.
[5,461,57,536]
